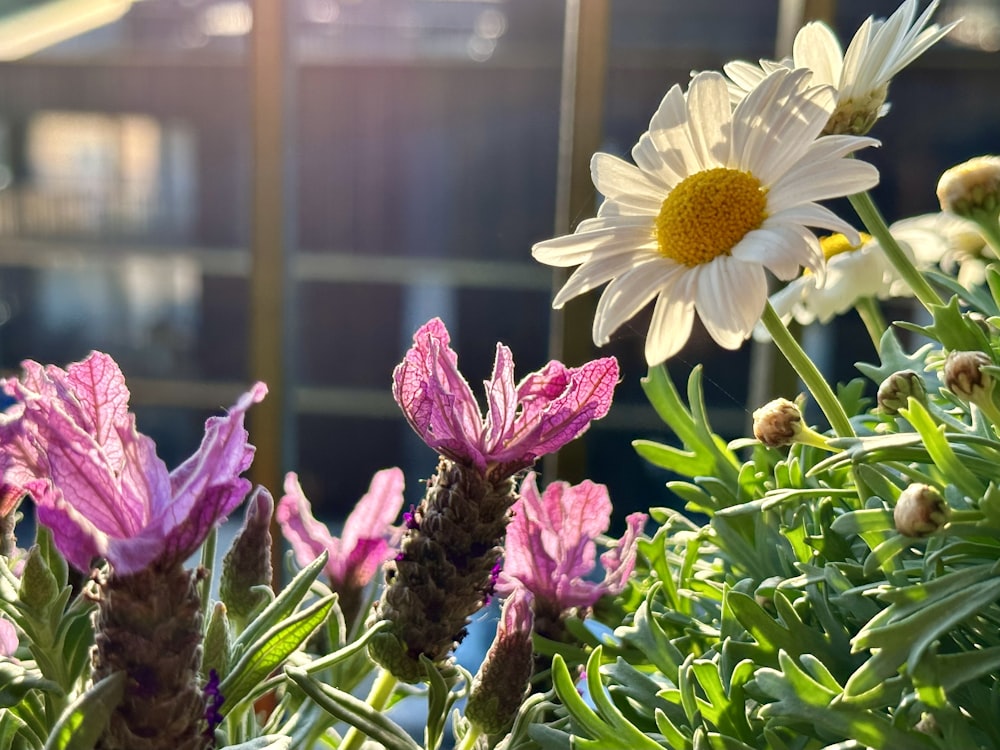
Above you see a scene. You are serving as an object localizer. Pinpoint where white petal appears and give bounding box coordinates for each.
[532,222,654,267]
[768,158,879,207]
[590,153,664,211]
[694,258,767,349]
[793,21,844,88]
[732,225,814,279]
[645,277,696,365]
[685,72,732,168]
[592,262,683,344]
[764,203,858,237]
[552,250,660,307]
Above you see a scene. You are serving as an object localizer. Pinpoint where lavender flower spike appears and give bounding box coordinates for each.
[0,351,266,575]
[496,472,646,637]
[278,468,403,587]
[393,317,619,480]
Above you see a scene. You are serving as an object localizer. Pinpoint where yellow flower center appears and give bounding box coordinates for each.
[819,232,872,259]
[655,168,768,267]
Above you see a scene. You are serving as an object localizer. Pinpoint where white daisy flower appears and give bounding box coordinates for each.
[724,0,958,134]
[893,211,995,287]
[755,220,950,338]
[531,68,879,366]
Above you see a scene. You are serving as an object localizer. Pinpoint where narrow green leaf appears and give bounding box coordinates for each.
[0,662,61,708]
[233,550,328,656]
[285,668,420,750]
[220,594,335,712]
[43,672,124,750]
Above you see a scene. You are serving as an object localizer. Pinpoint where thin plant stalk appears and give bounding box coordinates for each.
[761,302,856,438]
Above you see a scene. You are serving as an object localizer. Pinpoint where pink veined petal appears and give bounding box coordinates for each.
[341,537,391,588]
[598,512,648,596]
[165,382,266,535]
[495,357,619,473]
[34,486,108,572]
[482,344,518,457]
[496,473,559,599]
[276,472,340,576]
[64,352,130,476]
[393,319,486,468]
[29,398,144,537]
[340,467,405,551]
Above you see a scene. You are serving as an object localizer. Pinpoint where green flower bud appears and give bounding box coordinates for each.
[201,602,232,680]
[894,483,949,537]
[942,350,994,404]
[752,398,831,451]
[220,488,274,630]
[877,370,927,416]
[18,545,60,621]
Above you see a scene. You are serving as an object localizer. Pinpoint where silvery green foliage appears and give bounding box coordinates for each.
[534,283,1000,749]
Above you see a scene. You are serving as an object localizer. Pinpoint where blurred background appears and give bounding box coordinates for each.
[0,0,997,533]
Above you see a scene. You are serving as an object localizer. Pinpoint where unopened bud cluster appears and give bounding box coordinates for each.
[877,370,926,416]
[937,155,1000,223]
[943,350,994,404]
[752,398,830,451]
[894,483,949,538]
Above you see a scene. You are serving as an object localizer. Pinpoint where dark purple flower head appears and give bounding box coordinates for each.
[392,318,619,481]
[276,468,404,590]
[0,352,265,576]
[496,472,646,615]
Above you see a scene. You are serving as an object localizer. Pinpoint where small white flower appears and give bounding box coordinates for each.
[724,0,958,134]
[893,211,995,287]
[755,220,950,336]
[532,68,879,366]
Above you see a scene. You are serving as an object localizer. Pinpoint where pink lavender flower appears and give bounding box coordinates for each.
[0,351,266,576]
[466,587,535,734]
[0,617,16,657]
[277,468,404,590]
[497,472,646,631]
[392,318,619,481]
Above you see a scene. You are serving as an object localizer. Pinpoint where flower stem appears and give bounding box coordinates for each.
[456,726,484,750]
[849,190,943,312]
[339,669,398,750]
[761,302,855,438]
[855,296,886,353]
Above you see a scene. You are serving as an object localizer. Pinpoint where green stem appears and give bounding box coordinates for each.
[339,669,398,750]
[849,190,943,312]
[456,726,484,750]
[761,302,855,438]
[855,296,886,352]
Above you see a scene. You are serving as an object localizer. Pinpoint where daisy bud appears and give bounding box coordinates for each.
[937,156,1000,225]
[752,398,831,450]
[942,350,994,404]
[877,370,927,416]
[894,483,949,537]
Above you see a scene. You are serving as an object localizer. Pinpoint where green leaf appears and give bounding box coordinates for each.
[755,651,935,750]
[42,672,124,750]
[232,550,328,657]
[423,656,466,750]
[220,593,335,713]
[218,737,292,749]
[285,668,420,750]
[0,662,61,708]
[550,650,665,750]
[845,569,1000,697]
[899,398,987,499]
